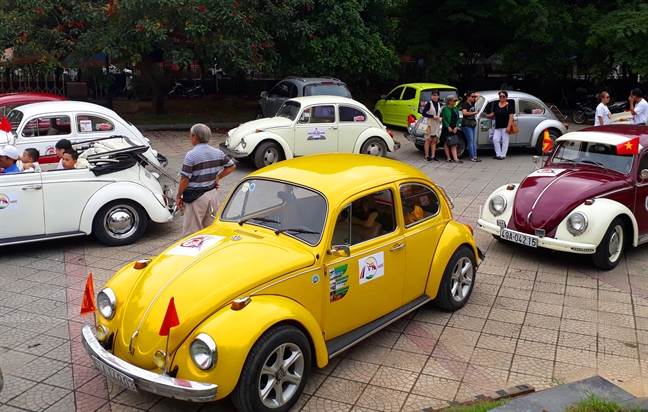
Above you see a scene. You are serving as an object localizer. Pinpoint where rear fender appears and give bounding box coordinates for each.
[530,120,567,147]
[353,130,395,153]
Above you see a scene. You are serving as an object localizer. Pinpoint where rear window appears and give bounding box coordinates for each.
[420,89,457,103]
[303,83,352,98]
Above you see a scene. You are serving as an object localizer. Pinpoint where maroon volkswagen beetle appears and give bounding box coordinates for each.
[478,125,648,269]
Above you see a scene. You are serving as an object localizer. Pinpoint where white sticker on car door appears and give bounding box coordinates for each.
[359,252,384,284]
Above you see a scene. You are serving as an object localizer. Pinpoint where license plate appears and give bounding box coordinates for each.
[92,356,137,391]
[501,228,538,248]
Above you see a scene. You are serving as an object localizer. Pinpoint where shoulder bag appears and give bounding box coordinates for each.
[446,133,460,146]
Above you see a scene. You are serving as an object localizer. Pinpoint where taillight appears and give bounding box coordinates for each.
[407,115,416,124]
[387,130,394,139]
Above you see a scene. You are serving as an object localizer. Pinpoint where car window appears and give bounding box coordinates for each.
[5,109,22,131]
[552,140,634,174]
[276,101,301,120]
[639,153,648,177]
[303,84,351,98]
[221,179,327,246]
[387,87,404,100]
[332,189,396,247]
[269,82,292,98]
[21,115,71,137]
[303,105,335,123]
[483,99,516,114]
[339,106,366,122]
[399,183,440,227]
[77,115,115,133]
[420,89,457,104]
[288,83,298,98]
[402,87,416,101]
[519,100,545,115]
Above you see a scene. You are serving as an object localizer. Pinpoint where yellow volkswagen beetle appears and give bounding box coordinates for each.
[82,153,484,412]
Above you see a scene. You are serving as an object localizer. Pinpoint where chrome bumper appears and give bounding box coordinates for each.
[393,140,401,151]
[81,324,218,402]
[218,142,248,159]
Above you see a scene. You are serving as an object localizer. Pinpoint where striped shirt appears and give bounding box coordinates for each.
[181,143,234,189]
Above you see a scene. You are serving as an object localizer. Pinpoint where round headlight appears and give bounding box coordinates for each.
[240,137,247,149]
[190,333,217,370]
[97,288,116,320]
[567,212,588,235]
[489,195,507,216]
[225,136,231,146]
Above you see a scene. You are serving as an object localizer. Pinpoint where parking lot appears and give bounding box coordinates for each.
[1,129,647,411]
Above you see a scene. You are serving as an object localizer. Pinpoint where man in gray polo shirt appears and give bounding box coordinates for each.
[176,123,236,237]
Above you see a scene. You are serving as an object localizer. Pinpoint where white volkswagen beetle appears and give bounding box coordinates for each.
[220,96,399,169]
[1,101,168,168]
[0,136,177,246]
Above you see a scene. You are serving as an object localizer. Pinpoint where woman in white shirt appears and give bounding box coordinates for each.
[594,92,611,126]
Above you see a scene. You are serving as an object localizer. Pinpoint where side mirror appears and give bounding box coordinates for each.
[380,94,387,100]
[641,169,648,180]
[328,245,350,257]
[260,91,268,98]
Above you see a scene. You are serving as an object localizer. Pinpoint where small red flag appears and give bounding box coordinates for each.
[542,129,553,153]
[80,273,97,315]
[159,297,180,336]
[0,115,11,133]
[616,136,640,155]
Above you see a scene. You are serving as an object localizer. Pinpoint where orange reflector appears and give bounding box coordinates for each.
[506,185,516,190]
[584,199,595,206]
[231,297,251,311]
[465,224,473,235]
[255,129,263,133]
[133,259,151,270]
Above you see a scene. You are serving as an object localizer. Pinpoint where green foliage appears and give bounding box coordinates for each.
[443,398,508,412]
[564,392,629,412]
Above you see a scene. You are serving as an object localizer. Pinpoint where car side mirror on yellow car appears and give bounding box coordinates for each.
[328,245,350,257]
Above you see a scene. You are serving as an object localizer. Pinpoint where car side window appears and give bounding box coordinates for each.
[519,100,545,115]
[484,99,516,114]
[339,106,366,122]
[639,153,648,177]
[77,115,115,133]
[399,183,440,227]
[269,82,292,98]
[387,87,404,100]
[402,87,416,101]
[308,105,336,123]
[288,83,298,98]
[332,190,396,247]
[21,115,71,137]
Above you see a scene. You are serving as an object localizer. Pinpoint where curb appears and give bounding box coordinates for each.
[421,384,535,412]
[136,122,240,132]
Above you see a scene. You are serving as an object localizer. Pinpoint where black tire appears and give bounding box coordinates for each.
[232,325,311,412]
[360,137,388,157]
[573,110,587,124]
[254,141,284,169]
[415,143,425,152]
[92,200,148,246]
[535,129,561,155]
[433,246,476,311]
[374,110,383,123]
[592,217,625,270]
[455,134,467,158]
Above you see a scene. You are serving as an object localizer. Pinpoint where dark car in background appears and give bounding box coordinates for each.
[256,76,352,118]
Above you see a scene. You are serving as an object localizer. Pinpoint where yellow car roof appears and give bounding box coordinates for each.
[249,154,431,201]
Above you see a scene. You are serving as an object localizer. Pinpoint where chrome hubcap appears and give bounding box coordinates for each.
[366,144,383,156]
[104,205,139,239]
[258,343,304,408]
[265,149,278,165]
[608,225,623,262]
[450,257,473,302]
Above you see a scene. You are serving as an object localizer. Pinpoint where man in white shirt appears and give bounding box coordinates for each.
[629,88,648,125]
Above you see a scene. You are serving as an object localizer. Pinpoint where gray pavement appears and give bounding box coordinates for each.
[1,126,648,411]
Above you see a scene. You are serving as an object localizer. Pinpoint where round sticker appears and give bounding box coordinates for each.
[249,183,256,192]
[312,275,320,284]
[242,182,250,192]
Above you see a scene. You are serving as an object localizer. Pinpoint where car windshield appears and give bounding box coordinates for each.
[5,109,22,131]
[550,140,634,174]
[420,89,457,104]
[304,84,352,98]
[276,101,301,120]
[221,179,327,246]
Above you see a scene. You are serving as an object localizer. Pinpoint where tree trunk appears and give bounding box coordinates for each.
[137,61,166,114]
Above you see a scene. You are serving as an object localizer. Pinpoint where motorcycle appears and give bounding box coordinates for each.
[573,97,629,124]
[167,81,205,98]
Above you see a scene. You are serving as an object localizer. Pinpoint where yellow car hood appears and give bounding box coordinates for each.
[114,225,315,365]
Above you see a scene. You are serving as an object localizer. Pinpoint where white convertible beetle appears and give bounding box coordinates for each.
[220,96,399,169]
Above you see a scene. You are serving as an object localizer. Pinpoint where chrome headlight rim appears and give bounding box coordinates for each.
[240,137,247,149]
[489,194,507,216]
[567,212,588,235]
[97,288,116,320]
[190,333,217,371]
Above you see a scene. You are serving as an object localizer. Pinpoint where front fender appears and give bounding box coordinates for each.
[79,182,171,233]
[173,295,327,399]
[353,130,395,153]
[425,221,480,299]
[529,120,567,147]
[240,133,294,160]
[478,184,519,227]
[555,198,639,247]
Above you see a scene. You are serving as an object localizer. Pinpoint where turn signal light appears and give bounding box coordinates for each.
[231,297,251,311]
[465,224,474,235]
[133,259,151,270]
[154,350,167,370]
[584,199,595,206]
[506,185,516,190]
[96,325,109,342]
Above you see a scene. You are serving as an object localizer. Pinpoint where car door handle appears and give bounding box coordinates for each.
[22,185,42,191]
[390,243,405,251]
[329,126,338,130]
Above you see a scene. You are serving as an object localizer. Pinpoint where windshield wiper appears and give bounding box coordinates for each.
[275,227,321,235]
[580,159,607,171]
[553,156,576,164]
[238,216,280,226]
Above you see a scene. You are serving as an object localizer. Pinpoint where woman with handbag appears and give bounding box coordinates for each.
[441,95,462,163]
[421,90,442,162]
[461,91,481,162]
[485,90,516,160]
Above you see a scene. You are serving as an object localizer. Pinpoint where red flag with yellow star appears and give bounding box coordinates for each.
[542,129,553,153]
[80,273,97,315]
[616,137,640,155]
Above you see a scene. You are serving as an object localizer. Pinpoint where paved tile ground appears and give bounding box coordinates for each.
[1,126,647,411]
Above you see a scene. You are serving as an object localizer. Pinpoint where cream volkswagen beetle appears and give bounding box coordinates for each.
[220,96,399,169]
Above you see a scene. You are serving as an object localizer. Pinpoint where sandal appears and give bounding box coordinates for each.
[447,159,455,163]
[470,158,479,162]
[456,160,463,164]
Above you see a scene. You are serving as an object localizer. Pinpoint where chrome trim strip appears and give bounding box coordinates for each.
[82,324,218,402]
[251,267,322,296]
[531,172,567,209]
[594,186,634,198]
[0,231,85,247]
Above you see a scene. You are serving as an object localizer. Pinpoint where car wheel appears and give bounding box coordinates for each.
[592,217,625,270]
[92,200,148,246]
[254,141,284,169]
[360,137,388,157]
[535,129,560,155]
[374,110,383,122]
[433,246,476,311]
[455,134,467,158]
[572,110,587,124]
[415,143,425,152]
[232,324,311,412]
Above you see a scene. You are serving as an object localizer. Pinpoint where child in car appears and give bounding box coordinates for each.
[61,149,79,169]
[18,148,41,172]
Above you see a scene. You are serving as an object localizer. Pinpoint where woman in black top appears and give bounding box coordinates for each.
[485,90,515,159]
